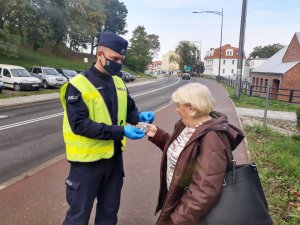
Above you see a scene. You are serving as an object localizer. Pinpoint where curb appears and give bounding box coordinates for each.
[0,154,66,190]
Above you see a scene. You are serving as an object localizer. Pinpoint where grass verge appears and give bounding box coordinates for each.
[223,84,300,112]
[245,125,300,224]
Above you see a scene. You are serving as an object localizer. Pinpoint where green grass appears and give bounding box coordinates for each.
[0,89,59,99]
[224,84,300,112]
[245,125,300,224]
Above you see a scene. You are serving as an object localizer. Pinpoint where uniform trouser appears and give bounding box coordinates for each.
[62,153,124,225]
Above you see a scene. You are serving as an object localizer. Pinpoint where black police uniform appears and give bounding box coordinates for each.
[62,65,140,225]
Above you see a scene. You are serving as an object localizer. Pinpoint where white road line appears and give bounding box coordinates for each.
[0,115,8,119]
[0,112,64,131]
[131,78,180,97]
[0,79,180,131]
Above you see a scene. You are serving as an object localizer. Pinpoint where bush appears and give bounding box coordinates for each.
[0,29,21,57]
[297,108,300,130]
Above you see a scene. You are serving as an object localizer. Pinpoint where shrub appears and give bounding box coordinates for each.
[296,108,300,130]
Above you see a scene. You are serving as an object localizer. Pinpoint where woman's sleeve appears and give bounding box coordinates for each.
[148,126,171,151]
[170,131,228,225]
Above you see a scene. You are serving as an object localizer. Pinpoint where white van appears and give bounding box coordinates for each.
[0,64,41,91]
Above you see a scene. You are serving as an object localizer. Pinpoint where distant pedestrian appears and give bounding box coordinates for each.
[60,31,155,225]
[145,83,244,225]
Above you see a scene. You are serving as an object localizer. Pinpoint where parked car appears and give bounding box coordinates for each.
[117,71,131,82]
[129,73,136,81]
[0,64,41,91]
[56,68,78,81]
[182,73,191,80]
[29,66,68,88]
[0,80,4,93]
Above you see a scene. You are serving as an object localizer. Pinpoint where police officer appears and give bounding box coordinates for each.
[60,31,155,225]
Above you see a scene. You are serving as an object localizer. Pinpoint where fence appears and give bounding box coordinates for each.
[223,78,300,104]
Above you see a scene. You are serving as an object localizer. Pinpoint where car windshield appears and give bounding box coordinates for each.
[43,68,60,76]
[62,69,77,76]
[11,69,32,77]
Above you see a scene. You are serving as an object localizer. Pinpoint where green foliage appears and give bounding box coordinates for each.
[0,29,21,57]
[125,26,153,72]
[174,41,200,71]
[147,34,160,57]
[296,108,300,130]
[245,125,300,224]
[102,0,128,35]
[250,43,285,58]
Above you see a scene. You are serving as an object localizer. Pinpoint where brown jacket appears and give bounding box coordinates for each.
[149,111,244,225]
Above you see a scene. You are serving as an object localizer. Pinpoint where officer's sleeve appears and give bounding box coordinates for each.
[126,89,140,125]
[65,84,124,140]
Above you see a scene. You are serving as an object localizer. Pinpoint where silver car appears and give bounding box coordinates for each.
[29,66,67,88]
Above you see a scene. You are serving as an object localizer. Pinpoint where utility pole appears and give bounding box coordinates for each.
[236,0,248,98]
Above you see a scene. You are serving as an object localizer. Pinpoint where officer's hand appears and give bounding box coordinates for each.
[139,111,155,123]
[124,125,145,140]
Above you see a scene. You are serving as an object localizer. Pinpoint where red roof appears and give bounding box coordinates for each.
[204,44,239,60]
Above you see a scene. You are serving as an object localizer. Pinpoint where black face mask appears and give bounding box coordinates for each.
[100,53,123,75]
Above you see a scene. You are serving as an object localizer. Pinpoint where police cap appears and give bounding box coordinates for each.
[98,31,128,55]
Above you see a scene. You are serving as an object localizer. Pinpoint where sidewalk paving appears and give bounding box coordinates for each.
[236,107,296,121]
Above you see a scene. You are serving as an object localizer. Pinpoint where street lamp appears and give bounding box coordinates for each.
[193,9,223,82]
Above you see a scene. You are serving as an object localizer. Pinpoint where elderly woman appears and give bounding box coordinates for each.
[145,83,244,225]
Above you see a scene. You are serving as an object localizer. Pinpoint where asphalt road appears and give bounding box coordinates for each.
[0,77,189,185]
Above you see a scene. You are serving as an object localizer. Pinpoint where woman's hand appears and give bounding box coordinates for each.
[145,123,157,138]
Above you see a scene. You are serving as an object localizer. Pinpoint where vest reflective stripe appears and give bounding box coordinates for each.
[60,74,127,162]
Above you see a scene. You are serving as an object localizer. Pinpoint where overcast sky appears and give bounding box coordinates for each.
[122,0,300,60]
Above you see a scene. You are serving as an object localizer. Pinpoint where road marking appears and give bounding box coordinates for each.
[0,112,64,131]
[0,78,181,131]
[131,78,180,97]
[0,115,8,119]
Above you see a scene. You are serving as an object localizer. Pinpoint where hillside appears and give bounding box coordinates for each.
[0,45,145,77]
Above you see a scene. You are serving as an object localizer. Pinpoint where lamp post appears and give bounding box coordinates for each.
[193,9,223,82]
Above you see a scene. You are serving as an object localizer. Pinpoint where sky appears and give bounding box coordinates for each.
[121,0,300,60]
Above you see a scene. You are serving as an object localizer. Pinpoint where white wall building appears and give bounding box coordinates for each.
[161,51,179,72]
[243,58,268,82]
[204,44,244,79]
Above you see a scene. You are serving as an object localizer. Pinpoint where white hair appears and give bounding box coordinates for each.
[171,83,215,117]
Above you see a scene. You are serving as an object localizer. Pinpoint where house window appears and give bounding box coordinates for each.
[260,78,263,92]
[232,60,235,65]
[231,69,234,74]
[223,60,226,64]
[226,49,233,56]
[222,69,225,74]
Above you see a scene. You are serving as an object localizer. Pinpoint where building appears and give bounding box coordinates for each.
[161,51,179,73]
[148,60,162,74]
[243,57,268,82]
[250,32,300,102]
[204,44,242,79]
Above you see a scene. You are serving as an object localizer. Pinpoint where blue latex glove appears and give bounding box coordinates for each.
[124,125,145,140]
[139,111,155,123]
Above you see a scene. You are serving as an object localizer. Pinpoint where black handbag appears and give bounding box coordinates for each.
[199,162,273,225]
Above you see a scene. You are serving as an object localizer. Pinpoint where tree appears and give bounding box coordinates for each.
[102,0,128,35]
[250,43,284,58]
[0,29,21,57]
[172,41,200,71]
[66,0,105,52]
[147,34,160,57]
[125,26,152,72]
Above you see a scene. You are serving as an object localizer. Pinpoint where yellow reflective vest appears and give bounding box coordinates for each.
[60,74,127,162]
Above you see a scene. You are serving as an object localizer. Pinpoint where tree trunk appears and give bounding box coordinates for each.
[90,37,94,55]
